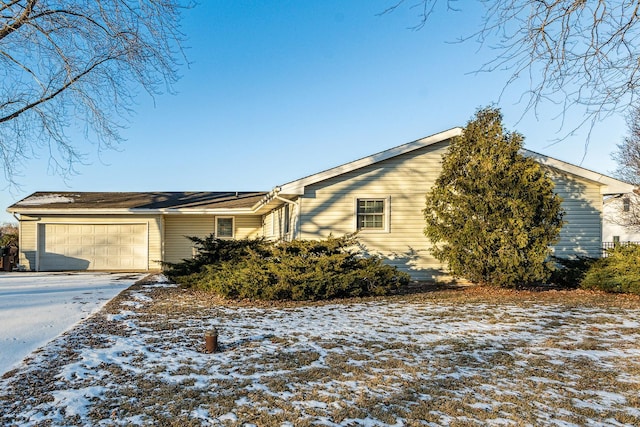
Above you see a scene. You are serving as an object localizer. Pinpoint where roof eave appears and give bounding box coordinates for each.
[278,127,463,195]
[7,207,259,216]
[522,150,636,195]
[251,188,288,213]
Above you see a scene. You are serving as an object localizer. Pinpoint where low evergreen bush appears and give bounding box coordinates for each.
[549,256,597,289]
[580,244,640,295]
[163,236,271,277]
[166,234,410,301]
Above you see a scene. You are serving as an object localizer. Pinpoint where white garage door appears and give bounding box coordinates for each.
[38,223,148,271]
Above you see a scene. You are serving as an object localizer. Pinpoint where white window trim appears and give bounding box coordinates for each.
[215,216,235,239]
[354,196,391,233]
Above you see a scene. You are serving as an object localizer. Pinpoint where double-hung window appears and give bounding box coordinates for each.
[216,217,234,238]
[356,198,387,231]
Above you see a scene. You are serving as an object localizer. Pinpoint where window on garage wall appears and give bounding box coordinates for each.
[216,217,234,238]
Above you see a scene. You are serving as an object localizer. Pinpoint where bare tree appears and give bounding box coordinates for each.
[383,1,640,137]
[609,105,640,230]
[614,105,640,186]
[603,193,640,233]
[0,0,188,185]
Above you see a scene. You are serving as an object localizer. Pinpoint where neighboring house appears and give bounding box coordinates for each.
[602,193,640,244]
[6,128,635,280]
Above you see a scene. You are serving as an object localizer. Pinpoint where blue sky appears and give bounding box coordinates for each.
[0,1,627,223]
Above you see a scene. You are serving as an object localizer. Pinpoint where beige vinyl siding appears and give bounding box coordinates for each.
[262,211,274,240]
[164,215,214,264]
[298,141,450,281]
[18,215,162,271]
[17,215,38,270]
[234,215,263,239]
[163,215,263,264]
[296,140,608,280]
[547,170,603,258]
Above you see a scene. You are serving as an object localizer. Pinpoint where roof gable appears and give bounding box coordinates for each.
[522,151,635,195]
[278,128,463,195]
[274,128,634,196]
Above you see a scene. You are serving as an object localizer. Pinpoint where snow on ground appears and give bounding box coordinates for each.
[1,282,639,426]
[0,272,145,376]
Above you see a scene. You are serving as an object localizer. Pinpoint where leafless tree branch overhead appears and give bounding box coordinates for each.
[610,104,640,230]
[0,0,189,185]
[614,105,640,186]
[385,0,640,136]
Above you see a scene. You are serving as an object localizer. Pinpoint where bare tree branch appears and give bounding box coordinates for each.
[613,105,640,185]
[609,105,640,230]
[0,0,37,40]
[0,0,190,186]
[604,194,640,233]
[382,1,640,139]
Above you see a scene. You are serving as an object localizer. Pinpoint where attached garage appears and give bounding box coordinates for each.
[38,223,149,271]
[7,192,267,272]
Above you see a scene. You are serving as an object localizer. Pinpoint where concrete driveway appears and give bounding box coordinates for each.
[0,272,145,376]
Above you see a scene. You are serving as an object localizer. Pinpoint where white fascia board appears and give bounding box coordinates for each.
[523,150,636,195]
[278,127,463,195]
[7,208,258,216]
[158,208,257,215]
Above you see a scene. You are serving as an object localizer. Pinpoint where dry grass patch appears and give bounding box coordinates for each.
[1,280,639,426]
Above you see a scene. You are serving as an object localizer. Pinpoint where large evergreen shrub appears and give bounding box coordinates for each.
[166,234,410,301]
[424,107,565,288]
[581,244,640,294]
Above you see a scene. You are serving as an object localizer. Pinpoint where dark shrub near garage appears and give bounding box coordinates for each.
[165,234,410,301]
[549,255,597,289]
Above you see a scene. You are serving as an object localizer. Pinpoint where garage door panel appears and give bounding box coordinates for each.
[39,223,148,271]
[79,246,95,257]
[54,256,91,271]
[68,225,86,234]
[68,235,82,245]
[95,246,109,256]
[93,225,109,234]
[117,247,133,257]
[81,236,95,245]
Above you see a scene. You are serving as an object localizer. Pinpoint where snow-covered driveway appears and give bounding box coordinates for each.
[0,272,145,376]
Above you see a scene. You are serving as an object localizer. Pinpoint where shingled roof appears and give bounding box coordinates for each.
[8,191,267,212]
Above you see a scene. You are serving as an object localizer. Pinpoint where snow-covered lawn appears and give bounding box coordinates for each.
[1,278,639,426]
[0,272,145,376]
